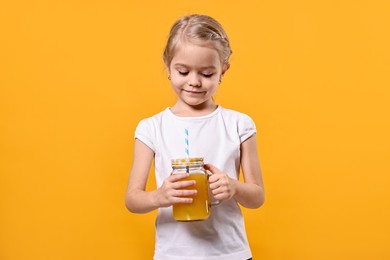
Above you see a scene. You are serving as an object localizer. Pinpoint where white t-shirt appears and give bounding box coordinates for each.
[135,106,256,260]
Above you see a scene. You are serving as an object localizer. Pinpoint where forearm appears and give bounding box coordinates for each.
[232,179,265,209]
[125,189,159,214]
[126,172,196,213]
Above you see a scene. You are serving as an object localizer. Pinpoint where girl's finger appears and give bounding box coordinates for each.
[204,164,221,174]
[168,173,190,182]
[211,186,225,196]
[173,189,197,197]
[211,193,228,201]
[172,180,196,189]
[208,174,220,183]
[209,182,220,190]
[171,197,193,204]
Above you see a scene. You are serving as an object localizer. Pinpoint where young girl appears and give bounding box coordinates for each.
[125,14,264,260]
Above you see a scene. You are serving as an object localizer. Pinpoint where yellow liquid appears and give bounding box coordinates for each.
[173,174,210,221]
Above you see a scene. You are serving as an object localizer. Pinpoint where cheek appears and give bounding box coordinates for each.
[205,78,220,89]
[170,79,182,88]
[170,79,184,92]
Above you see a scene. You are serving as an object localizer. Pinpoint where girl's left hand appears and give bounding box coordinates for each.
[204,164,236,201]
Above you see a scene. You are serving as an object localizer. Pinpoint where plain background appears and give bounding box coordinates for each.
[1,0,389,259]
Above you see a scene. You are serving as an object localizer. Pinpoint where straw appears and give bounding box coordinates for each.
[185,127,189,160]
[185,127,190,173]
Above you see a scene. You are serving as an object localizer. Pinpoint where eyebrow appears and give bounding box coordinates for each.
[173,63,217,70]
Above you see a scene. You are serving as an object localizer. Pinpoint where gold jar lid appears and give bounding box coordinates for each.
[171,157,204,167]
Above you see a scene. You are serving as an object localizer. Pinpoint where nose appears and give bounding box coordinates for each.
[188,73,201,87]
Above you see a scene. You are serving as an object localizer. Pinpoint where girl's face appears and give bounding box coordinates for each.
[168,42,228,109]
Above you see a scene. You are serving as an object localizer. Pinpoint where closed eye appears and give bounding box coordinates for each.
[202,73,214,78]
[178,71,189,76]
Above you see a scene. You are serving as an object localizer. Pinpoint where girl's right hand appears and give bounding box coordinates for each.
[155,173,197,208]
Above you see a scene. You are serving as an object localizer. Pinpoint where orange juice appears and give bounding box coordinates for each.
[173,173,210,221]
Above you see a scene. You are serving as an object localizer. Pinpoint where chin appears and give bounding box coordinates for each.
[184,100,210,108]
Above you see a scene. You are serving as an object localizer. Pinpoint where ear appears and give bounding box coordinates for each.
[221,63,230,76]
[163,58,170,76]
[166,65,171,78]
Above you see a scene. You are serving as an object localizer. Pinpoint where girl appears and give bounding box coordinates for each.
[125,14,264,260]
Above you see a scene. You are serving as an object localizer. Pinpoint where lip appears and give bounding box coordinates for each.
[183,90,205,94]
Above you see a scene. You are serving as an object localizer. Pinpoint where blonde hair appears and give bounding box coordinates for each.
[163,14,232,67]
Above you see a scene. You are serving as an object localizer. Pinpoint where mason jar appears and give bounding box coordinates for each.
[171,157,211,221]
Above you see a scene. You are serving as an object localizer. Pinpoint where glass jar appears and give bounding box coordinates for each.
[171,157,210,221]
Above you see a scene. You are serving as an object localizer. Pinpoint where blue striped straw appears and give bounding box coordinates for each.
[185,127,189,160]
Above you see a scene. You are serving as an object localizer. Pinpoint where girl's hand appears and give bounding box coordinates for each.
[205,164,236,201]
[155,173,197,208]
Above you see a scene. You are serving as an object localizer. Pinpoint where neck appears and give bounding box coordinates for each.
[170,100,217,117]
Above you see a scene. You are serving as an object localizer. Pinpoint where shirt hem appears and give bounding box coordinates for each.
[153,249,252,260]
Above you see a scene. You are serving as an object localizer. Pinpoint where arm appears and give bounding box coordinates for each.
[125,139,197,213]
[236,134,265,208]
[206,134,265,209]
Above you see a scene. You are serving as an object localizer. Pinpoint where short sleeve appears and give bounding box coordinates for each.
[134,118,156,152]
[238,113,257,143]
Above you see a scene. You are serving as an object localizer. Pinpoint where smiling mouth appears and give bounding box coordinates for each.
[184,90,204,94]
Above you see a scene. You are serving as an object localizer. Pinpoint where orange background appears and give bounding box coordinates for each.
[1,1,389,259]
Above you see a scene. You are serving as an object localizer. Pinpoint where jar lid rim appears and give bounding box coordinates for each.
[171,157,204,166]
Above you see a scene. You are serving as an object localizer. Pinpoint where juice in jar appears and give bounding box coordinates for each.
[172,173,210,221]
